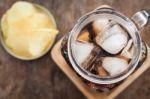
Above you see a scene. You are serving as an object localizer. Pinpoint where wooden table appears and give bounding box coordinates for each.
[0,0,150,99]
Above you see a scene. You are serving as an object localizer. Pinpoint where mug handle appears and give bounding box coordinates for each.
[131,10,150,29]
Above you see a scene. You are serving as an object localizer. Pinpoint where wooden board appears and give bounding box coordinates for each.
[51,39,150,99]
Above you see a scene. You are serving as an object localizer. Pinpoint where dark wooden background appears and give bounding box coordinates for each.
[0,0,150,99]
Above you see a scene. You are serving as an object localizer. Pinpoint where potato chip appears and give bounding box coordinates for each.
[1,1,58,58]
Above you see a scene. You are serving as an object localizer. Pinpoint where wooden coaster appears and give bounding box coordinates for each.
[51,39,150,99]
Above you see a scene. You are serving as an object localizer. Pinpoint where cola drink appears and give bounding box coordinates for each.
[60,8,148,92]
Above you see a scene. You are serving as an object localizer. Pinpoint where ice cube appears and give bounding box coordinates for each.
[92,18,109,34]
[96,24,128,54]
[74,41,94,65]
[121,39,134,59]
[77,29,90,43]
[102,57,128,76]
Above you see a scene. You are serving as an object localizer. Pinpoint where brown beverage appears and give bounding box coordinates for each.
[61,9,147,92]
[75,18,133,77]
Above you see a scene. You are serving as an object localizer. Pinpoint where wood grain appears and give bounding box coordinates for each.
[0,0,150,99]
[51,38,150,99]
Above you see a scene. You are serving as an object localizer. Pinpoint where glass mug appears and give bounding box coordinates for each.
[61,6,149,92]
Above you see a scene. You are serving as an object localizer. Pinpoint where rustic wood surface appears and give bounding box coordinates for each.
[0,0,150,99]
[51,39,150,99]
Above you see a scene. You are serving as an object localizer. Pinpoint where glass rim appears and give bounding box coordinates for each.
[67,8,142,84]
